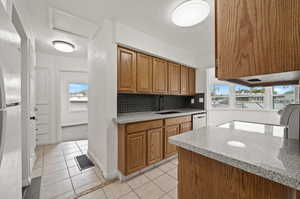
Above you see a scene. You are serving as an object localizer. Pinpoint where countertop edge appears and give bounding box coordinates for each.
[169,137,300,191]
[116,109,206,124]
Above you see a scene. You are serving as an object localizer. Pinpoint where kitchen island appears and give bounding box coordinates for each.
[169,121,300,199]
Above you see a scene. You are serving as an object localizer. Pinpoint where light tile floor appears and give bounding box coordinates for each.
[33,140,179,199]
[78,158,179,199]
[32,140,107,199]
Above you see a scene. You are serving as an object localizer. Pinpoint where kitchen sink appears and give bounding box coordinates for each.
[155,111,181,115]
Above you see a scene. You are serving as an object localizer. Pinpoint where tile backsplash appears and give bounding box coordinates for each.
[118,93,205,113]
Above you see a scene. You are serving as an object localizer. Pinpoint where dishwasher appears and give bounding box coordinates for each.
[193,113,207,130]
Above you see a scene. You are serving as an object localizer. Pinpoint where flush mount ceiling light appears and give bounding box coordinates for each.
[52,40,75,53]
[172,0,210,27]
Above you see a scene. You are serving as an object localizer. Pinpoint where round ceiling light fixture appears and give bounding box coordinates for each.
[172,0,210,27]
[52,40,75,53]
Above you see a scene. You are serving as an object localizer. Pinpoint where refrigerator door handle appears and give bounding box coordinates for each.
[0,110,7,166]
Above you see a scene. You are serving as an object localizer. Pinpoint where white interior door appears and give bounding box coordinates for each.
[35,67,50,145]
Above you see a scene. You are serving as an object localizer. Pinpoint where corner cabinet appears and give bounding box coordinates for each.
[117,46,197,96]
[153,58,169,94]
[117,47,137,93]
[215,0,300,85]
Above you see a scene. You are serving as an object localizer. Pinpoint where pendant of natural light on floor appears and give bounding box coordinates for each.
[227,141,246,148]
[172,0,210,27]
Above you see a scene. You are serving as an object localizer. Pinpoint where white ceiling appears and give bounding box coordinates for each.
[27,0,214,63]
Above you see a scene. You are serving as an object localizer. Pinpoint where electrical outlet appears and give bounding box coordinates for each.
[199,98,204,103]
[191,98,195,104]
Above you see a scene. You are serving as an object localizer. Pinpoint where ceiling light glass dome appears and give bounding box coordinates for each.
[172,0,210,27]
[52,40,75,53]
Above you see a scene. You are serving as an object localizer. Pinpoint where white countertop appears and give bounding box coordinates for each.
[169,121,300,190]
[116,108,206,124]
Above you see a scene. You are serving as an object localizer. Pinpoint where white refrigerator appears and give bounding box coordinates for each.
[0,2,22,199]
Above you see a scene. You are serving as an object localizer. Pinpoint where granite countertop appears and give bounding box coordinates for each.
[115,108,206,124]
[169,121,300,191]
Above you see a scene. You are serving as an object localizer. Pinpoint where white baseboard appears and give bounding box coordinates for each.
[88,150,118,180]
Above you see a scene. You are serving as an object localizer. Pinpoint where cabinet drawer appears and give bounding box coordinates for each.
[165,115,192,126]
[127,120,163,133]
[180,122,192,133]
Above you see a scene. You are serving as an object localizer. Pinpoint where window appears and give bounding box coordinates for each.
[210,85,230,108]
[235,85,265,109]
[272,85,295,110]
[69,83,88,111]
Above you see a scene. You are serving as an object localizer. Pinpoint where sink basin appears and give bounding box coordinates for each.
[155,111,181,115]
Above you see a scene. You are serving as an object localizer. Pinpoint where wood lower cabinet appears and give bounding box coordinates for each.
[126,131,147,174]
[168,62,181,95]
[117,47,137,93]
[118,115,193,176]
[180,66,189,95]
[147,128,163,164]
[136,53,153,93]
[153,58,168,94]
[165,124,180,158]
[180,122,192,133]
[178,148,299,199]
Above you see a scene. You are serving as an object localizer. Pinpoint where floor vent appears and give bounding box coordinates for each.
[75,154,95,171]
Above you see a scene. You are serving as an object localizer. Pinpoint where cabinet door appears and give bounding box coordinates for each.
[118,47,136,93]
[165,124,180,158]
[216,0,300,79]
[180,66,189,95]
[188,68,196,95]
[137,53,153,93]
[153,58,168,94]
[180,122,192,133]
[127,131,147,174]
[168,62,181,95]
[147,128,163,165]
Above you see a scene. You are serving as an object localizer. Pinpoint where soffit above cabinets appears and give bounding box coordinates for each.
[49,8,99,39]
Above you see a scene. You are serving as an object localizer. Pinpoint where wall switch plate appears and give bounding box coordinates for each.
[191,98,195,104]
[199,98,204,103]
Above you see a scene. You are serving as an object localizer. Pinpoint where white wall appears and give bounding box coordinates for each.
[88,20,118,179]
[115,22,199,68]
[35,52,87,145]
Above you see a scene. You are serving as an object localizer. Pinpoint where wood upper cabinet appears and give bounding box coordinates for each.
[126,131,147,174]
[153,58,168,94]
[118,47,137,93]
[215,0,300,79]
[165,124,180,158]
[147,128,163,165]
[188,68,196,95]
[180,66,189,95]
[136,53,153,93]
[168,62,181,95]
[117,46,197,95]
